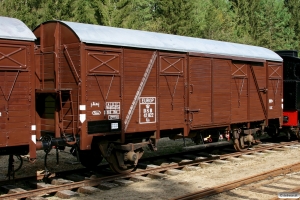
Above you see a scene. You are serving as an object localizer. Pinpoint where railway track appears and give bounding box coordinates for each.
[172,162,300,200]
[0,141,299,199]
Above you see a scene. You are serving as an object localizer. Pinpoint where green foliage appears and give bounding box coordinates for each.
[284,0,300,50]
[230,0,295,50]
[0,0,43,29]
[193,0,236,41]
[255,0,295,50]
[70,0,97,24]
[0,0,299,51]
[152,0,194,35]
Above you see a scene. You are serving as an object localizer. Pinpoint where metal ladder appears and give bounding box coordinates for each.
[59,90,75,135]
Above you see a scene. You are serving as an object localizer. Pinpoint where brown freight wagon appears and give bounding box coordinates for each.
[0,17,36,159]
[33,20,283,173]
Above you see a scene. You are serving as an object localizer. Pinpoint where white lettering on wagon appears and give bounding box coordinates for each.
[92,110,101,115]
[139,97,156,124]
[109,115,119,120]
[106,102,120,120]
[91,102,99,107]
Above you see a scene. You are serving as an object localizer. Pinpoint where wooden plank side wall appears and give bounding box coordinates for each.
[230,62,248,123]
[159,54,185,130]
[212,59,231,124]
[249,63,266,121]
[41,47,55,89]
[188,56,212,126]
[0,72,31,146]
[85,47,121,123]
[0,40,33,147]
[123,49,157,133]
[267,62,283,119]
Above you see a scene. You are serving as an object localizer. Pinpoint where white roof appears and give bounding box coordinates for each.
[0,16,36,41]
[61,21,282,62]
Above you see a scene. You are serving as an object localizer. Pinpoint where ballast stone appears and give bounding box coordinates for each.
[77,186,101,194]
[55,190,79,199]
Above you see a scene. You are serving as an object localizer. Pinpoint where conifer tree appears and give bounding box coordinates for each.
[193,0,236,41]
[255,0,295,50]
[284,0,300,50]
[153,0,195,35]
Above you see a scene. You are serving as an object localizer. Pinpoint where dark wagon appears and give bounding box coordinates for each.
[0,17,36,159]
[33,20,283,173]
[276,50,300,139]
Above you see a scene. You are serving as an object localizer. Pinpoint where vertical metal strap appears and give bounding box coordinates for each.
[165,75,179,110]
[0,70,20,102]
[94,74,114,104]
[271,79,280,105]
[234,77,245,107]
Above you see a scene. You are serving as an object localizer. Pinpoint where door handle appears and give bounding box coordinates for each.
[189,84,194,94]
[259,87,268,93]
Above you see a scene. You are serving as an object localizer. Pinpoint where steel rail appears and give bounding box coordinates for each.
[171,162,300,200]
[219,141,299,159]
[0,141,299,199]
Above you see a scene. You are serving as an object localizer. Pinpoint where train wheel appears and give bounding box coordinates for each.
[108,151,136,174]
[233,138,246,151]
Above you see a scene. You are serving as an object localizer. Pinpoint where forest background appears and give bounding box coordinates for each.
[1,0,300,51]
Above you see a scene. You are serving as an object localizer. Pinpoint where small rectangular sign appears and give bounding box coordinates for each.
[79,105,86,110]
[111,123,118,130]
[108,115,119,120]
[139,97,156,124]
